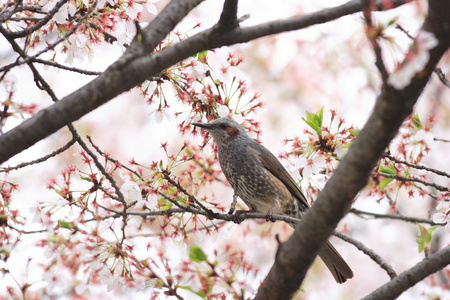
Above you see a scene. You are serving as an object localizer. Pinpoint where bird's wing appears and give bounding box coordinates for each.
[250,142,310,211]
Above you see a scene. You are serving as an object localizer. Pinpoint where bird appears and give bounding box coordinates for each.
[192,117,353,283]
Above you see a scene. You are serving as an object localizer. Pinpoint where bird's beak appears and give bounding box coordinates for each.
[192,122,212,129]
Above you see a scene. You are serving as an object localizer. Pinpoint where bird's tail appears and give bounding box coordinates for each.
[318,241,354,283]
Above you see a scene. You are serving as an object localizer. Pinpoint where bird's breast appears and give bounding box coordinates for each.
[218,143,296,214]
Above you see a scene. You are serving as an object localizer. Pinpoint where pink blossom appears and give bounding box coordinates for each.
[217,105,230,117]
[388,31,438,89]
[433,209,450,232]
[433,200,450,232]
[120,176,143,203]
[146,0,161,15]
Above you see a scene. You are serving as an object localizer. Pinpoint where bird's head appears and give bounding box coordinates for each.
[192,118,248,146]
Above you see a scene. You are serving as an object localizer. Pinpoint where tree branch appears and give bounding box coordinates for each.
[350,208,443,225]
[0,0,409,164]
[383,153,450,179]
[217,0,239,29]
[434,67,450,88]
[0,137,76,172]
[362,0,389,82]
[255,0,450,298]
[0,1,98,77]
[2,0,69,39]
[334,231,397,279]
[381,173,448,192]
[362,246,450,300]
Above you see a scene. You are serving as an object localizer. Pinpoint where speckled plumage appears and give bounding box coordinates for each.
[218,131,302,215]
[193,117,353,283]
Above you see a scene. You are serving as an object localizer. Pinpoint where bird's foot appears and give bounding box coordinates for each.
[265,205,277,222]
[232,210,248,224]
[228,194,238,215]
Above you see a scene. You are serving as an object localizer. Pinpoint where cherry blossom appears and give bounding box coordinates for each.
[146,0,160,15]
[217,105,230,118]
[388,31,438,89]
[433,199,450,232]
[148,108,172,123]
[120,176,143,204]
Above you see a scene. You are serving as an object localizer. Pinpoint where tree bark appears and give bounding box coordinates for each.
[0,0,408,164]
[255,0,450,299]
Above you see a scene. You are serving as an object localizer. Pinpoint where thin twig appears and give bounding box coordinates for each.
[98,186,120,201]
[333,231,397,279]
[434,68,450,88]
[1,18,129,242]
[32,58,102,75]
[350,208,442,225]
[434,137,450,143]
[382,153,450,178]
[362,0,389,82]
[87,135,142,179]
[72,129,128,243]
[2,0,69,39]
[0,1,98,76]
[0,137,76,172]
[161,170,218,216]
[380,173,448,192]
[125,220,226,239]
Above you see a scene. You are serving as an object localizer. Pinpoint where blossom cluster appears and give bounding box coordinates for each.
[280,107,358,200]
[388,31,439,89]
[2,0,160,65]
[1,1,449,298]
[0,80,38,133]
[281,109,449,236]
[140,27,263,138]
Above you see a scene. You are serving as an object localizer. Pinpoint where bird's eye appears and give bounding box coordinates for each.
[220,124,229,129]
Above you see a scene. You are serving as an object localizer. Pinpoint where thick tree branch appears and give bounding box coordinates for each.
[362,246,450,300]
[217,0,239,29]
[0,0,409,164]
[255,0,450,298]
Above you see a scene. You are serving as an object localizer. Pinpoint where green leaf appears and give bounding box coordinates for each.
[80,175,92,182]
[184,147,193,156]
[341,141,353,149]
[348,128,360,137]
[378,177,393,189]
[189,245,207,262]
[179,286,206,298]
[411,113,423,130]
[378,164,396,189]
[316,106,324,124]
[196,50,208,61]
[302,107,324,137]
[162,202,172,210]
[0,248,10,260]
[58,220,74,229]
[387,16,399,27]
[416,224,438,253]
[301,118,321,136]
[379,164,396,175]
[137,33,142,45]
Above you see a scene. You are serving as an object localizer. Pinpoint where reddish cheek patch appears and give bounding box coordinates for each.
[226,127,240,140]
